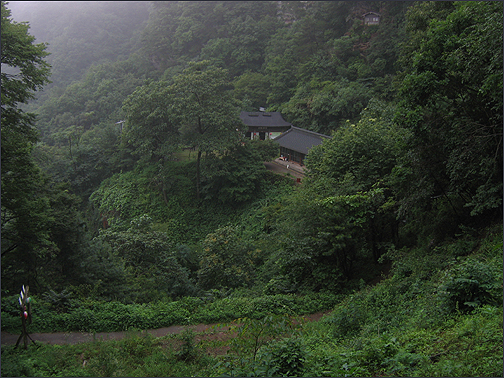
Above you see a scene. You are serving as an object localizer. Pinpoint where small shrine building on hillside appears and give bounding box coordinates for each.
[363,11,381,25]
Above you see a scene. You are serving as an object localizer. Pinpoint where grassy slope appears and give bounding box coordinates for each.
[300,223,503,377]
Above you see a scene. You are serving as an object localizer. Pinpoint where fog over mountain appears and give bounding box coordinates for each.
[6,1,150,90]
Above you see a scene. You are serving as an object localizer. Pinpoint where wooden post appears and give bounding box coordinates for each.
[15,285,37,349]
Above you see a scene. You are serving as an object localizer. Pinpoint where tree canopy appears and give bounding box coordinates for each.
[396,1,503,221]
[1,1,52,291]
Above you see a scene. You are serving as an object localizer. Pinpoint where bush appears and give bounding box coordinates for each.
[197,225,258,290]
[175,328,198,361]
[323,301,368,339]
[440,255,502,313]
[263,337,307,376]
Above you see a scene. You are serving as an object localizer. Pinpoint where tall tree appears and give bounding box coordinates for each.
[1,1,52,292]
[197,225,258,290]
[395,1,503,229]
[122,79,178,161]
[169,61,244,199]
[201,140,278,204]
[96,215,196,302]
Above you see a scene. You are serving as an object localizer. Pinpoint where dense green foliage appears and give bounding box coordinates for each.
[1,1,54,291]
[396,1,503,222]
[1,291,340,333]
[1,225,502,376]
[1,1,502,376]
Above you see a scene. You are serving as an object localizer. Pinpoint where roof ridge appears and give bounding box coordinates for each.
[289,126,331,138]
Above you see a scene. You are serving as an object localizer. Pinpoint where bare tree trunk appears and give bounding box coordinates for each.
[196,150,201,200]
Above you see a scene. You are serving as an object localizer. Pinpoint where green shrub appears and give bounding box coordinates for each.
[192,293,340,325]
[323,301,368,339]
[87,342,122,376]
[121,331,156,365]
[382,349,429,375]
[263,337,307,377]
[215,313,303,377]
[175,328,198,361]
[42,289,73,313]
[263,274,298,295]
[440,258,502,313]
[1,294,22,316]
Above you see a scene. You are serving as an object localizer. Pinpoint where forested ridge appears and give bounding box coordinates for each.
[1,1,503,376]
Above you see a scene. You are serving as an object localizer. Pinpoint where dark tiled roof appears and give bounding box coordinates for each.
[273,127,331,155]
[240,111,292,127]
[363,11,381,17]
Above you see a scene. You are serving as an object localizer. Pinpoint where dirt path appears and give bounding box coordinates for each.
[1,311,331,346]
[263,160,304,180]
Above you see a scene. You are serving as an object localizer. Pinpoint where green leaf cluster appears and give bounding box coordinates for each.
[396,1,503,219]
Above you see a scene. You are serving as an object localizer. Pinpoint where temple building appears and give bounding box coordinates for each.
[240,111,292,140]
[273,126,331,166]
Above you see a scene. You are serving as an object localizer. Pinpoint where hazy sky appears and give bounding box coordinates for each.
[5,1,34,20]
[9,1,71,17]
[7,1,125,22]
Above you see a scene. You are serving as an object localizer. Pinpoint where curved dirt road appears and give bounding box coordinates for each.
[1,311,330,346]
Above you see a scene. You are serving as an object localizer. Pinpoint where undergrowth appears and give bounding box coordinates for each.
[1,292,340,334]
[2,224,502,377]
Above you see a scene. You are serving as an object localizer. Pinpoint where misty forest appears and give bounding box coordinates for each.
[1,1,503,377]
